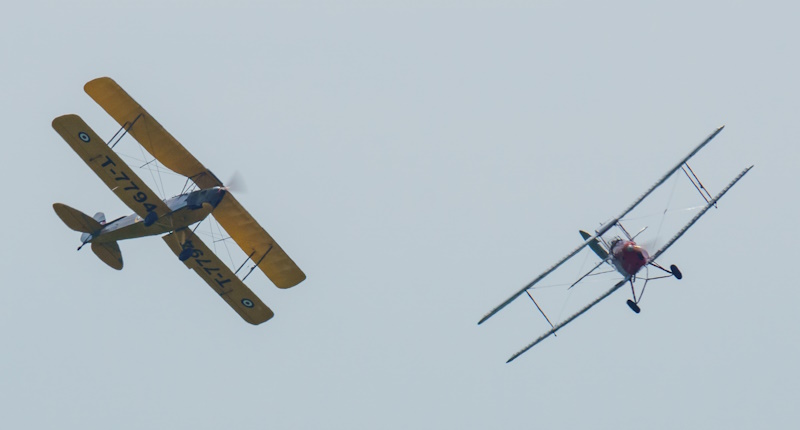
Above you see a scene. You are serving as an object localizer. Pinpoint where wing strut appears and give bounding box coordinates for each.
[681,163,714,205]
[241,245,274,282]
[525,290,556,334]
[108,113,143,149]
[234,250,258,276]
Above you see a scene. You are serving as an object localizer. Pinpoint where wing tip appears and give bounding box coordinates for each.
[51,113,81,129]
[84,76,115,93]
[275,272,307,289]
[243,310,274,325]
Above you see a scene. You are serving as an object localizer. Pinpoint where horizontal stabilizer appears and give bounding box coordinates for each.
[53,203,102,234]
[91,241,123,270]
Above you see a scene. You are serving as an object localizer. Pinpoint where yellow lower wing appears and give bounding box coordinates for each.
[52,114,171,219]
[212,193,306,289]
[163,230,274,325]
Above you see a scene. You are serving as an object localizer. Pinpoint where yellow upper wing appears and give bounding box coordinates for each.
[84,77,222,189]
[52,114,171,219]
[213,193,306,289]
[163,229,274,325]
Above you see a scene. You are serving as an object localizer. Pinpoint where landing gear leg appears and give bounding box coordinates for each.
[174,228,194,262]
[627,279,641,313]
[650,261,682,280]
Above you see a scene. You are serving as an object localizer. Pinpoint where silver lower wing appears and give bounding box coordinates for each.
[507,278,629,363]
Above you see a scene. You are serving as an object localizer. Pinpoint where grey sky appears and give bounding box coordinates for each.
[2,1,797,429]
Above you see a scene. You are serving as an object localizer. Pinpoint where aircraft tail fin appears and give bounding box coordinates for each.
[92,212,106,224]
[91,241,123,270]
[53,203,103,234]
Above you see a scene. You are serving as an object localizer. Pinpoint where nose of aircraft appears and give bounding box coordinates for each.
[636,245,650,262]
[210,187,227,207]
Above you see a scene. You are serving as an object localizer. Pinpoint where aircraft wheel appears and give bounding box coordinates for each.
[178,247,194,262]
[626,300,641,314]
[670,264,683,280]
[143,211,158,227]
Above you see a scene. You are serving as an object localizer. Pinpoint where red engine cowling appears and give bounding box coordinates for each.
[611,240,649,276]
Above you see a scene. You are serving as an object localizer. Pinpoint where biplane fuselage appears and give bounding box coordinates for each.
[479,125,753,362]
[609,239,650,277]
[53,77,307,325]
[88,187,227,243]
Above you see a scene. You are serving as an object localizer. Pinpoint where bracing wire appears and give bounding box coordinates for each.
[109,126,242,273]
[105,122,170,199]
[140,119,168,199]
[209,220,218,255]
[213,216,236,270]
[620,205,705,222]
[654,174,680,249]
[136,143,165,199]
[556,280,576,323]
[530,269,618,290]
[116,152,182,178]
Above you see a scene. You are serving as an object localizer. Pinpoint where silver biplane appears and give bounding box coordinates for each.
[478,127,752,362]
[52,77,305,325]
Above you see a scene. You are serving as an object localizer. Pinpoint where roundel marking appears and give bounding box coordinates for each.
[78,132,91,142]
[241,299,255,308]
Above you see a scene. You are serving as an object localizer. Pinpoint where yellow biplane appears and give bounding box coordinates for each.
[52,77,305,325]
